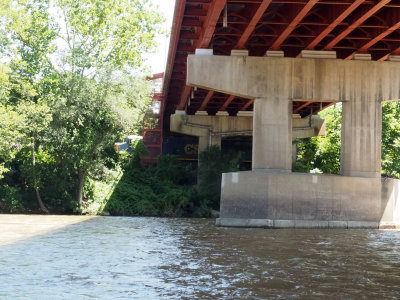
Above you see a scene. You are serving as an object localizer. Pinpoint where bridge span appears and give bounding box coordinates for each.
[160,0,400,228]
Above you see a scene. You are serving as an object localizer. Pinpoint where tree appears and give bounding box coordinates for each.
[1,0,163,211]
[0,63,53,212]
[295,104,342,174]
[17,101,52,213]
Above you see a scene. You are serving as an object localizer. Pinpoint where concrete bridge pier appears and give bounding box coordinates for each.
[199,135,221,154]
[253,98,292,172]
[184,51,400,229]
[341,98,381,178]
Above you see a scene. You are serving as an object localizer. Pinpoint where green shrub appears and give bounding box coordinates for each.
[156,155,195,185]
[104,156,197,217]
[197,145,242,210]
[0,185,24,213]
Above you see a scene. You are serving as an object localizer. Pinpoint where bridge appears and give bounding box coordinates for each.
[158,0,400,228]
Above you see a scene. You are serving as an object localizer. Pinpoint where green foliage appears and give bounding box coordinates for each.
[130,139,148,169]
[0,0,163,212]
[105,154,196,217]
[382,102,400,178]
[295,105,342,174]
[55,0,164,73]
[295,102,400,178]
[0,67,52,181]
[197,146,242,211]
[0,185,24,213]
[156,155,195,185]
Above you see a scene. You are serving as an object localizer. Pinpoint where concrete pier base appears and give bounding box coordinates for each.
[217,171,400,229]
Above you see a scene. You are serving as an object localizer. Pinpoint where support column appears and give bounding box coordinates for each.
[198,134,222,184]
[198,135,209,154]
[341,99,381,178]
[198,134,221,154]
[292,142,297,163]
[210,135,222,149]
[252,98,292,172]
[198,134,222,166]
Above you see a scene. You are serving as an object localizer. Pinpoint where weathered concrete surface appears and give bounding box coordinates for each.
[217,171,400,228]
[170,112,325,141]
[187,55,400,102]
[0,214,96,246]
[253,98,292,171]
[216,218,379,229]
[381,178,400,228]
[170,111,253,138]
[187,55,394,178]
[170,111,325,166]
[341,100,381,178]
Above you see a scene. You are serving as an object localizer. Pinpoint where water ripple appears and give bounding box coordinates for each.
[1,217,400,299]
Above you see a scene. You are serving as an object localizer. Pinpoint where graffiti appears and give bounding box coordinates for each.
[184,144,198,155]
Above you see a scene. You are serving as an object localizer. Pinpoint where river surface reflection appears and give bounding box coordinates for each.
[1,217,400,299]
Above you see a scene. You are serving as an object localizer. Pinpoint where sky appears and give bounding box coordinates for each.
[144,0,176,74]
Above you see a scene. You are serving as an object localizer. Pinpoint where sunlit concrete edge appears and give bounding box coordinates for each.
[215,218,399,229]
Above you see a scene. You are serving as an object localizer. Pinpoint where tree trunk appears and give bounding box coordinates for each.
[77,169,86,208]
[32,138,49,214]
[35,187,49,214]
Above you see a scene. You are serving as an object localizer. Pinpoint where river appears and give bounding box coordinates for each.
[1,215,400,299]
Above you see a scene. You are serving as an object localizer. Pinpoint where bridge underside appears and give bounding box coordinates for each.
[162,0,400,228]
[164,0,400,124]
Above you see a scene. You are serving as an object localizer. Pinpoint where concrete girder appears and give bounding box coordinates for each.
[170,111,325,154]
[171,112,325,139]
[187,54,400,177]
[187,55,400,102]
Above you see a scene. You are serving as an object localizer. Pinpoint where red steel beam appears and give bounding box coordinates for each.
[305,0,365,50]
[270,0,319,51]
[177,0,226,112]
[315,102,335,114]
[379,43,400,60]
[146,72,164,81]
[162,0,186,98]
[220,95,235,110]
[199,90,215,110]
[196,0,227,48]
[293,101,312,114]
[378,53,390,61]
[241,99,254,111]
[177,86,192,110]
[325,0,391,50]
[235,0,273,49]
[184,7,207,17]
[353,20,400,53]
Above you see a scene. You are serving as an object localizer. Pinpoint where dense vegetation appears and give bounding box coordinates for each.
[0,0,162,213]
[0,0,243,216]
[103,145,243,217]
[294,103,400,178]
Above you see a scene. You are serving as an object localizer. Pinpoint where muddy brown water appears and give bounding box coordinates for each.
[1,216,400,299]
